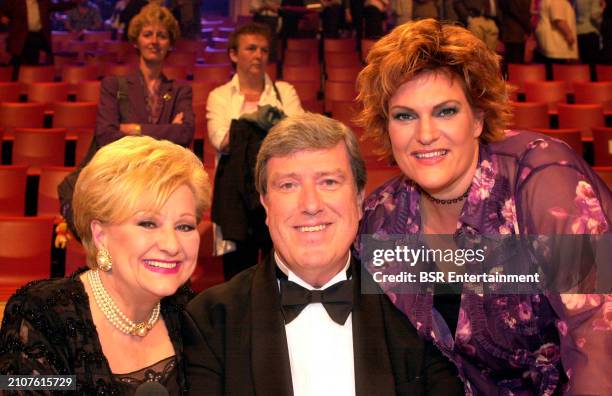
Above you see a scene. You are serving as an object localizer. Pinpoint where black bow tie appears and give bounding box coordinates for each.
[279,277,353,325]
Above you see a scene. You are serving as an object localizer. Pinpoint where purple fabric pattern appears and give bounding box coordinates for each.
[356,130,612,395]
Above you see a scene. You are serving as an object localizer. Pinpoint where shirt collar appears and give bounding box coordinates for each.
[274,250,351,290]
[229,73,273,95]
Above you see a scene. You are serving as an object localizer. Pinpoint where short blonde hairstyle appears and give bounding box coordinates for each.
[128,3,180,45]
[73,136,211,267]
[357,19,513,160]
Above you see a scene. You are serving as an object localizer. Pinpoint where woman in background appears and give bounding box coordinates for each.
[356,19,611,395]
[0,136,211,394]
[97,3,194,149]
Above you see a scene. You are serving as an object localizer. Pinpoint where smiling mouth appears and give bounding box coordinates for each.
[296,224,329,232]
[413,150,448,159]
[144,260,178,269]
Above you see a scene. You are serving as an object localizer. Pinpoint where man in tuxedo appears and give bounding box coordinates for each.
[182,113,464,395]
[0,0,75,79]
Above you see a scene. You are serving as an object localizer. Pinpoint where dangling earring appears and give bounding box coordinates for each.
[96,247,113,272]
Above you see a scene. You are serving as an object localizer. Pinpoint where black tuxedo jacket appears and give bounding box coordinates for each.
[182,256,464,395]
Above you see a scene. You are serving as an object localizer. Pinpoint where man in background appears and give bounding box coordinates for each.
[0,0,75,79]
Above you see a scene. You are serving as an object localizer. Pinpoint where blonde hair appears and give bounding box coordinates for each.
[128,3,180,45]
[357,19,513,160]
[73,136,211,267]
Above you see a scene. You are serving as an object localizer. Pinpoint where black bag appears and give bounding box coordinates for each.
[57,77,130,240]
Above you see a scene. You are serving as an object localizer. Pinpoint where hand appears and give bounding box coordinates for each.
[119,123,141,135]
[0,16,9,25]
[172,112,184,125]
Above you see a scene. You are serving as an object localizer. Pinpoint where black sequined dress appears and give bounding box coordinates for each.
[0,268,193,395]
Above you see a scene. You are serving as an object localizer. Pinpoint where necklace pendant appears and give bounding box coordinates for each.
[134,323,150,337]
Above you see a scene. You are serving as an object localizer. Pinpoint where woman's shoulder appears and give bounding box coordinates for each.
[488,129,586,169]
[5,271,88,315]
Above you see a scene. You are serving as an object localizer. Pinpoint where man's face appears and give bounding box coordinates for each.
[229,34,269,80]
[261,143,363,286]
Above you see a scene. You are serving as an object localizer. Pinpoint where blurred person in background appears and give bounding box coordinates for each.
[0,0,76,79]
[575,0,603,73]
[534,0,578,78]
[0,136,211,394]
[207,22,303,280]
[65,0,103,32]
[498,0,532,64]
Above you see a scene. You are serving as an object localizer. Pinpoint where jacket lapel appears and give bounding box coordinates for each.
[157,74,175,124]
[126,72,148,123]
[250,255,294,396]
[352,258,397,396]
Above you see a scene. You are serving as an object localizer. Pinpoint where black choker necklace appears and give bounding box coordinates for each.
[419,185,471,205]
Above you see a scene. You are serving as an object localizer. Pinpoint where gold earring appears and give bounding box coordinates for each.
[96,247,113,272]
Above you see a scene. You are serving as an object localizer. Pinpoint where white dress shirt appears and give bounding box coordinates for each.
[276,253,356,396]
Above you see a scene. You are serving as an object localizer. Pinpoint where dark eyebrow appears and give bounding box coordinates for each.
[389,99,462,112]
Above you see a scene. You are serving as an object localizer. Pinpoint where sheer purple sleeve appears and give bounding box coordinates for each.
[517,157,612,395]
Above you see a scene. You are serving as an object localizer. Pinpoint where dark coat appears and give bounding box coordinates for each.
[454,0,498,24]
[211,119,269,244]
[498,0,531,43]
[0,0,75,55]
[95,71,195,148]
[181,255,464,395]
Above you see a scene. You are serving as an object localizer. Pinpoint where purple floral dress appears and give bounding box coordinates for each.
[356,130,612,395]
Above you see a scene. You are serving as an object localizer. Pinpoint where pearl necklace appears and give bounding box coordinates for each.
[87,269,161,337]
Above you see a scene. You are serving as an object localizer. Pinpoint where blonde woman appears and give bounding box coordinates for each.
[0,136,211,394]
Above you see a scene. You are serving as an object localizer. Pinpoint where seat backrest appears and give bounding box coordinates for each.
[12,128,66,169]
[573,82,612,112]
[510,101,550,129]
[524,81,567,111]
[52,101,98,130]
[557,103,604,139]
[0,66,13,82]
[75,80,101,103]
[593,166,612,189]
[326,66,362,83]
[27,82,70,104]
[552,64,591,92]
[324,81,357,112]
[507,63,546,93]
[324,38,356,53]
[0,82,22,102]
[0,165,28,216]
[283,50,319,66]
[282,64,321,82]
[18,65,56,84]
[592,127,612,166]
[192,64,232,83]
[287,80,319,102]
[0,215,55,298]
[202,47,229,64]
[325,52,361,69]
[287,38,319,52]
[38,166,75,216]
[596,65,612,82]
[0,103,45,138]
[61,64,100,85]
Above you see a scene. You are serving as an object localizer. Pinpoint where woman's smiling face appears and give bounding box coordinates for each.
[387,71,483,199]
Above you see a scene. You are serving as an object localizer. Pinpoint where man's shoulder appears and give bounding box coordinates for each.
[186,266,257,314]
